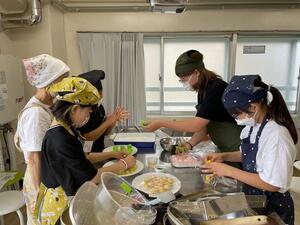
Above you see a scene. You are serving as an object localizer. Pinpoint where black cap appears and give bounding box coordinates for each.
[175,50,205,77]
[78,70,105,91]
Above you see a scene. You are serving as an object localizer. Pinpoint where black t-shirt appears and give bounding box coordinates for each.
[77,105,106,152]
[195,79,235,123]
[41,126,97,196]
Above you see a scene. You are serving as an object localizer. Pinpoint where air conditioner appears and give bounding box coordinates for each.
[149,0,188,13]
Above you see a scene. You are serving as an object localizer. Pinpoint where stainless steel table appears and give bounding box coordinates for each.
[125,142,205,196]
[109,137,241,196]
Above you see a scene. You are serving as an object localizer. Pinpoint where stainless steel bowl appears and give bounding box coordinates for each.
[160,137,189,152]
[159,137,178,152]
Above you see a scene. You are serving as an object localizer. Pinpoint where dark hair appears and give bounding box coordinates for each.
[50,100,92,126]
[191,51,222,94]
[228,79,298,144]
[196,68,221,95]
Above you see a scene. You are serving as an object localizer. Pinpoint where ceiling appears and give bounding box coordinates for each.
[52,0,300,12]
[1,0,300,14]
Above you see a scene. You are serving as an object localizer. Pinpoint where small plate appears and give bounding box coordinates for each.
[103,160,144,177]
[132,172,181,197]
[103,145,138,155]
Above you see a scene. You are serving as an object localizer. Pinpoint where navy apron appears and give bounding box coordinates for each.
[241,117,294,225]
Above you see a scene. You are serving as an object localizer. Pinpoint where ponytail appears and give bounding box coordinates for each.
[255,80,298,144]
[267,86,298,144]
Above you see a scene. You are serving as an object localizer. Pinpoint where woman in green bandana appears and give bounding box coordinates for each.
[38,77,136,225]
[144,50,242,154]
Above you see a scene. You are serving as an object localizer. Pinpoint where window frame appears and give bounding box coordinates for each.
[144,32,300,122]
[144,33,232,116]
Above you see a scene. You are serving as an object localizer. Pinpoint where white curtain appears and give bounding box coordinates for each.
[77,33,146,126]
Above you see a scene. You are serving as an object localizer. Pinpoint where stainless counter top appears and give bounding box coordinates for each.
[127,143,205,196]
[108,132,241,197]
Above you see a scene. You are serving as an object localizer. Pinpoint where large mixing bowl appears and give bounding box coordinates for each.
[94,172,156,225]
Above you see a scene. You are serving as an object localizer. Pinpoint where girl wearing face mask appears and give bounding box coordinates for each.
[202,75,297,225]
[77,70,129,152]
[144,50,243,158]
[38,77,136,225]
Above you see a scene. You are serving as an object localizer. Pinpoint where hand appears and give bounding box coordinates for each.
[184,142,193,151]
[206,153,224,163]
[143,120,163,132]
[175,146,189,154]
[107,107,130,124]
[201,162,234,177]
[119,108,129,120]
[123,155,136,169]
[112,151,128,159]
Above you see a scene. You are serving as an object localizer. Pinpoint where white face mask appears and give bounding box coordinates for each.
[181,74,195,91]
[72,114,90,128]
[235,111,257,127]
[182,82,194,91]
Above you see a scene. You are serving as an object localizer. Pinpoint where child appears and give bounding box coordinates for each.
[202,75,297,225]
[38,77,135,224]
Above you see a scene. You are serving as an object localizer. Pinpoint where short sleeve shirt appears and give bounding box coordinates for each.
[17,96,52,162]
[240,120,297,193]
[195,79,235,123]
[41,126,97,196]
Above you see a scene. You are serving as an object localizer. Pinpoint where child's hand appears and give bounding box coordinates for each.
[206,153,224,163]
[201,162,233,177]
[112,151,128,159]
[123,155,136,169]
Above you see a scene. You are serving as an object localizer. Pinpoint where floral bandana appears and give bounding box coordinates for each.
[23,54,70,88]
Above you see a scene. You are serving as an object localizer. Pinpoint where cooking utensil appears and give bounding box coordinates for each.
[146,191,176,206]
[160,137,189,152]
[199,192,249,220]
[200,215,269,225]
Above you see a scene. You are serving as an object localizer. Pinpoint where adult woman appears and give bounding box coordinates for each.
[144,50,242,154]
[38,77,136,225]
[77,70,129,152]
[202,75,297,225]
[16,54,70,225]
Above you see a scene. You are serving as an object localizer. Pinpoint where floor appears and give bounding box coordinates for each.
[3,168,300,225]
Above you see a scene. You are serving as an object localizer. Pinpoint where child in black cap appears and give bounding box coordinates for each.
[78,70,129,152]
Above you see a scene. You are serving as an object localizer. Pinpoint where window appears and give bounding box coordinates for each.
[144,34,300,116]
[235,37,300,112]
[144,35,230,115]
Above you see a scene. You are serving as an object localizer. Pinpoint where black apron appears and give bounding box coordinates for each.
[241,117,294,225]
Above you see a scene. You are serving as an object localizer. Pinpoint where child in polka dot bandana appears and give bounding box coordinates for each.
[202,75,297,225]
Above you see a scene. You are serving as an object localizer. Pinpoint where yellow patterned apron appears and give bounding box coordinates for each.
[23,168,40,225]
[38,183,68,225]
[15,103,52,225]
[37,119,83,225]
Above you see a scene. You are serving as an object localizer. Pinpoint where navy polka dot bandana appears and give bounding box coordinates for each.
[222,75,267,109]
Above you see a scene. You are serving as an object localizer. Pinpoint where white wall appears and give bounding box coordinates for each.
[0,1,67,169]
[64,8,300,75]
[8,2,67,100]
[0,31,14,55]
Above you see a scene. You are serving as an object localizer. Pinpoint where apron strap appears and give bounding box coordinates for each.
[14,103,52,152]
